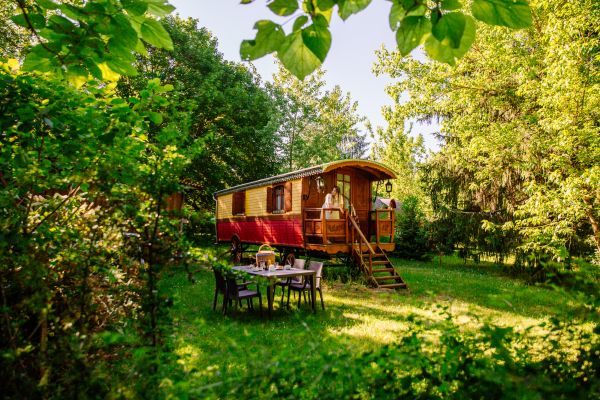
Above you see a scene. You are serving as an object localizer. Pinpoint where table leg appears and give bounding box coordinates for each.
[267,282,274,318]
[311,274,316,314]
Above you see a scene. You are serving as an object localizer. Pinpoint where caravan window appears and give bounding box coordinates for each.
[273,185,285,213]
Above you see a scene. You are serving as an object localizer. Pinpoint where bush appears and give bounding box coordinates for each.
[170,300,599,399]
[394,196,431,260]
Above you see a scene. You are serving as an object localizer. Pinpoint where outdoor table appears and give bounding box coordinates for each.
[232,265,317,317]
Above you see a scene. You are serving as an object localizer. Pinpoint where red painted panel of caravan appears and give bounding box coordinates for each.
[217,216,303,247]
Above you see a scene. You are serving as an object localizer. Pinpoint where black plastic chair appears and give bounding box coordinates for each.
[276,258,306,306]
[224,274,262,316]
[287,261,325,310]
[213,268,228,313]
[213,268,250,314]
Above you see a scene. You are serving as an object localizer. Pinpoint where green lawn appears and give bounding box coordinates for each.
[160,254,593,398]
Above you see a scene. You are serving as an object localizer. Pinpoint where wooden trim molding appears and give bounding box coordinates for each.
[217,214,301,223]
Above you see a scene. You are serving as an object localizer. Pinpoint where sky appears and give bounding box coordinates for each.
[169,0,439,151]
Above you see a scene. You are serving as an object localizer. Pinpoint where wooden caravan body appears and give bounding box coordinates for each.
[214,159,398,256]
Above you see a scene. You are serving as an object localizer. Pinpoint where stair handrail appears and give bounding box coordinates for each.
[349,214,374,255]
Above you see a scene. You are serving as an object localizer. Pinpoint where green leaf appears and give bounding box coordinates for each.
[268,0,299,16]
[108,38,136,64]
[471,0,532,29]
[141,18,174,50]
[59,4,87,21]
[122,0,149,16]
[22,51,53,72]
[424,14,475,65]
[146,0,176,17]
[396,16,431,56]
[389,2,405,31]
[148,112,163,124]
[441,0,462,11]
[337,0,372,20]
[293,15,309,31]
[47,15,74,32]
[432,12,466,49]
[21,45,54,72]
[107,55,138,76]
[135,39,149,56]
[84,59,103,80]
[405,3,426,16]
[11,13,46,29]
[301,15,331,62]
[278,30,322,79]
[36,0,59,10]
[240,20,285,60]
[317,0,335,10]
[110,14,139,49]
[312,0,334,22]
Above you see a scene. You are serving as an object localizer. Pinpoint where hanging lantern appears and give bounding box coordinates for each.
[316,175,325,193]
[302,175,326,200]
[385,180,393,194]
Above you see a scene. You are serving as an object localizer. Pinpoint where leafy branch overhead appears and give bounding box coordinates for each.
[241,0,532,79]
[10,0,175,81]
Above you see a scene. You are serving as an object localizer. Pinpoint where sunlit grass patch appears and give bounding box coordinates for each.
[160,252,596,397]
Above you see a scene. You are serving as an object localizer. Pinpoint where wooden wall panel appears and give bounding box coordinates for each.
[217,179,301,219]
[246,187,267,217]
[217,194,233,219]
[291,179,302,212]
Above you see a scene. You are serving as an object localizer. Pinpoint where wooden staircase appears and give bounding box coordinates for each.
[349,215,408,290]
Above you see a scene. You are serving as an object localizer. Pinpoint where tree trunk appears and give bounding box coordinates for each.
[583,197,600,253]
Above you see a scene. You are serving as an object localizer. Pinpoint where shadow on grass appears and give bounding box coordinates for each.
[165,269,416,379]
[162,262,592,397]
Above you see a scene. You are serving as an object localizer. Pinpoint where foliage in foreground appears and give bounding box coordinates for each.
[165,284,599,400]
[0,61,191,397]
[241,0,534,79]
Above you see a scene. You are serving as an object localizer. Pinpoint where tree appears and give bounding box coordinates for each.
[0,1,30,59]
[374,0,600,263]
[118,16,282,210]
[241,0,534,79]
[370,124,426,203]
[394,195,431,259]
[271,63,368,171]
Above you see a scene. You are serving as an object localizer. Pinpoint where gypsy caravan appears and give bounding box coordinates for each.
[214,160,407,289]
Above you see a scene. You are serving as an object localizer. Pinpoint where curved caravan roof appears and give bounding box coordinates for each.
[214,159,397,197]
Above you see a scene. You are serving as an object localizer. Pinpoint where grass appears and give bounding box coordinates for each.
[160,251,594,397]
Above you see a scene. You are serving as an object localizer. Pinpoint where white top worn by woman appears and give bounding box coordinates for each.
[322,193,340,219]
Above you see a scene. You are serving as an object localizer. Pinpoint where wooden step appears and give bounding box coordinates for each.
[372,268,395,273]
[378,283,408,289]
[371,260,390,265]
[373,275,401,281]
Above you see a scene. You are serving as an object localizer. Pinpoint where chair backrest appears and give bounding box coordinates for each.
[307,261,324,289]
[288,258,306,283]
[213,268,227,294]
[225,274,240,298]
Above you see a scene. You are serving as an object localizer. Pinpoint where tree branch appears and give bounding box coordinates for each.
[14,0,65,65]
